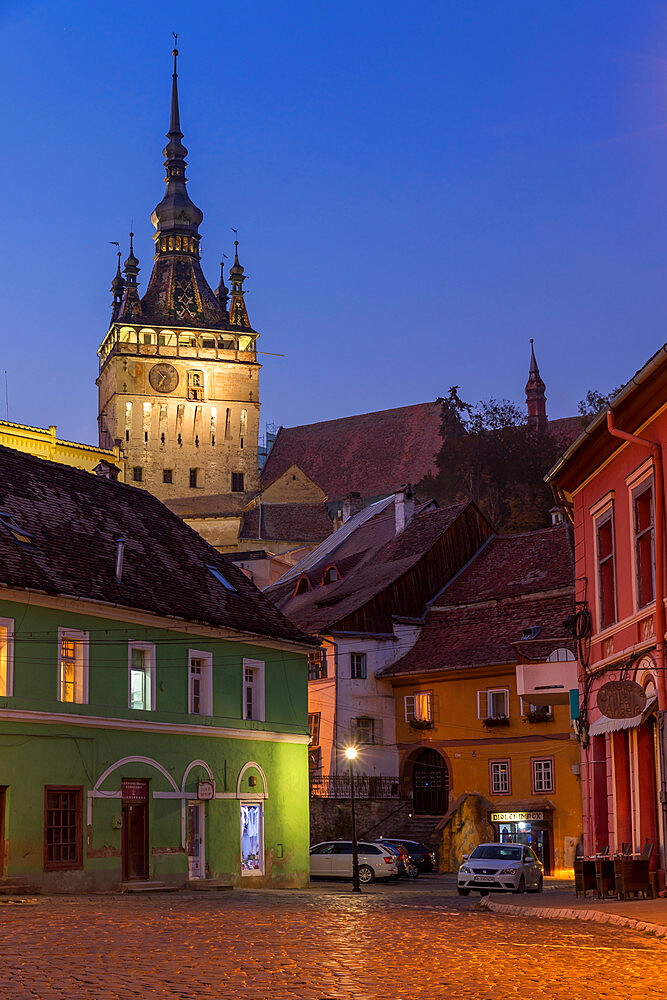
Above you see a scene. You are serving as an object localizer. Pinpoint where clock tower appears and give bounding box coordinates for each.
[97,46,260,502]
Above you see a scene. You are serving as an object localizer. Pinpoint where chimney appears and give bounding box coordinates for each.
[94,460,120,482]
[342,492,363,523]
[395,484,415,534]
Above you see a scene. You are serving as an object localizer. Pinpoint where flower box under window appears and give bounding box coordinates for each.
[483,715,510,728]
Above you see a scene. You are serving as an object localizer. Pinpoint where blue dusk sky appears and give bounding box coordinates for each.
[2,0,667,443]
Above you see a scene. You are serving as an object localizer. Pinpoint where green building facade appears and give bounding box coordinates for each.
[0,445,317,891]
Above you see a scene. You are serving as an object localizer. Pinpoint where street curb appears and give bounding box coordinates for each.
[485,896,667,939]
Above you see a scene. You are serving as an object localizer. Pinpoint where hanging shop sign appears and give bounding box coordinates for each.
[491,811,545,823]
[197,780,215,800]
[597,680,646,720]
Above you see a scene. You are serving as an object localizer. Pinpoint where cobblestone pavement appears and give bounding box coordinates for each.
[1,882,666,999]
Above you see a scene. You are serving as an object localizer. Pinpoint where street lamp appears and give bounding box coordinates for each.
[345,746,361,892]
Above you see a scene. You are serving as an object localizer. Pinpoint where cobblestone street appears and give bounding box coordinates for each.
[1,882,666,999]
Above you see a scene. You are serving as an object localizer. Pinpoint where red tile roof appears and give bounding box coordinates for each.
[0,445,315,648]
[379,525,574,677]
[266,499,490,634]
[260,401,444,500]
[437,523,574,605]
[240,504,333,543]
[260,401,583,501]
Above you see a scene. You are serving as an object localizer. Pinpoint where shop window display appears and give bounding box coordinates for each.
[241,803,262,874]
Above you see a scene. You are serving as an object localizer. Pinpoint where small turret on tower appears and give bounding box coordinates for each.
[229,241,251,329]
[525,339,547,435]
[118,232,143,321]
[215,260,229,317]
[110,250,125,320]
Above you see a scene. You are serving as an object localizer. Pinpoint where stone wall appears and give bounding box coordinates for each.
[439,793,496,872]
[310,797,413,845]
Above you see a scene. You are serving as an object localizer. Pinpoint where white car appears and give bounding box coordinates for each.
[310,840,399,883]
[457,843,543,895]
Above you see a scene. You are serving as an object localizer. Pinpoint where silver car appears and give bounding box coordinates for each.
[457,842,543,895]
[310,840,399,883]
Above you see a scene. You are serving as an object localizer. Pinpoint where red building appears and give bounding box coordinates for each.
[548,345,667,877]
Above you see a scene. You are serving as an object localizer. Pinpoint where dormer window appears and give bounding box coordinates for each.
[207,565,237,592]
[294,575,311,596]
[321,566,339,585]
[0,511,34,548]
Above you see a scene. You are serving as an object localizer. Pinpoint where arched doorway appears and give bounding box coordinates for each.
[412,749,448,814]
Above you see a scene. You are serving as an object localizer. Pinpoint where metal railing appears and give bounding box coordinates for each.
[309,774,405,799]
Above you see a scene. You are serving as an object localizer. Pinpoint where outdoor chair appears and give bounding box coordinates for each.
[641,839,654,861]
[574,857,596,897]
[595,855,615,898]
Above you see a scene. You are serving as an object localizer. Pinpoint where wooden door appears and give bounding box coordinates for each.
[121,780,149,881]
[413,749,448,815]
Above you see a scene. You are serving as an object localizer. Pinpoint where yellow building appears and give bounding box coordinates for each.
[0,419,124,478]
[379,524,583,876]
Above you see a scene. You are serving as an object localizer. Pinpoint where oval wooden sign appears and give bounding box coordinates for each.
[597,680,647,720]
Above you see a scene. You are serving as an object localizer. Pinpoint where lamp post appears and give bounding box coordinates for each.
[346,746,361,893]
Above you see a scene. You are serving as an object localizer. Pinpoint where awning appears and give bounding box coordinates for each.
[588,697,657,737]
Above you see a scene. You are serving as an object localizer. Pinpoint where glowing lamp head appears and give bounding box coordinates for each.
[345,747,358,761]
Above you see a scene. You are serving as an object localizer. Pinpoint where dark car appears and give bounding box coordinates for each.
[378,841,419,878]
[379,838,437,873]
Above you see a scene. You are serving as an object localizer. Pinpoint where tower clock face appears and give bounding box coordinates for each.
[148,363,179,393]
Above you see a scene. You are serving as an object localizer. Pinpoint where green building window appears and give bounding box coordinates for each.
[44,787,83,871]
[58,629,88,704]
[0,618,13,697]
[129,643,155,711]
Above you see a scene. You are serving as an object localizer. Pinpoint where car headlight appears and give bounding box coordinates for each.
[498,866,520,875]
[459,865,471,874]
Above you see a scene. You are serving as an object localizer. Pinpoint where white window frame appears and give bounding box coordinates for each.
[404,692,433,723]
[127,641,156,711]
[0,617,14,698]
[57,628,90,705]
[351,717,376,745]
[242,658,265,722]
[520,697,553,719]
[350,652,367,679]
[240,800,264,876]
[490,761,510,794]
[532,758,554,793]
[477,688,509,720]
[188,649,213,716]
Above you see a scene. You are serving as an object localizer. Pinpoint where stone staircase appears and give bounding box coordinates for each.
[0,876,36,895]
[393,814,444,850]
[186,879,233,891]
[119,880,178,893]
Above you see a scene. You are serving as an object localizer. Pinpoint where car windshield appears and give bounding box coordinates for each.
[470,845,522,861]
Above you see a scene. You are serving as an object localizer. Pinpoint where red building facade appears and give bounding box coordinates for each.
[548,345,667,877]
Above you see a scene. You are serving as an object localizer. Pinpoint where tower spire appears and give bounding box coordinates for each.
[110,248,125,319]
[525,338,547,435]
[118,232,143,320]
[229,240,251,329]
[150,38,203,258]
[215,259,229,316]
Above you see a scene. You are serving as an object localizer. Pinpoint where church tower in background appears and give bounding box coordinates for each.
[97,45,260,501]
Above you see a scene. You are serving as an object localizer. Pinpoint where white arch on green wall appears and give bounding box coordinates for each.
[93,755,180,793]
[236,760,269,799]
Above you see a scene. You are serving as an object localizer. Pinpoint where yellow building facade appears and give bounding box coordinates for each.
[378,523,583,876]
[0,419,124,478]
[392,663,581,875]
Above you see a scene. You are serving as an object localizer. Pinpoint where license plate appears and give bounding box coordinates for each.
[474,876,496,882]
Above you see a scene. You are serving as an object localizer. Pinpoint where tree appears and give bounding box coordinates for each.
[578,387,621,419]
[419,393,563,532]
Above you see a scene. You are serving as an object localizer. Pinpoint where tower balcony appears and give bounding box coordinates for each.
[98,324,257,370]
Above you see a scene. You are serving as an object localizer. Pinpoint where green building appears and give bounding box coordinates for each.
[0,444,317,891]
